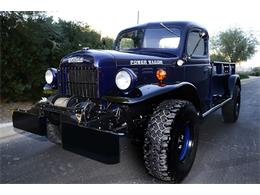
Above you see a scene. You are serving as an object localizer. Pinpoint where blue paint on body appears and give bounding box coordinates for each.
[55,21,238,113]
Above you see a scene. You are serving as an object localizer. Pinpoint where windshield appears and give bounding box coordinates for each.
[116,27,181,51]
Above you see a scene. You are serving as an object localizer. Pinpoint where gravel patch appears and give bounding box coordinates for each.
[0,102,33,123]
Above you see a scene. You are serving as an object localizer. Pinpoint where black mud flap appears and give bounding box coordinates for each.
[12,110,46,136]
[62,123,120,164]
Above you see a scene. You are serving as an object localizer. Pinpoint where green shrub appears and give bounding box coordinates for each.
[238,72,250,79]
[249,67,260,76]
[0,12,113,102]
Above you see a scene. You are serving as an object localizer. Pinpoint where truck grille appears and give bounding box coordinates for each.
[59,64,99,98]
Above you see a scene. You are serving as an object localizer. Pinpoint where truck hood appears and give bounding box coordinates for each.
[59,49,178,98]
[107,50,177,66]
[61,49,178,68]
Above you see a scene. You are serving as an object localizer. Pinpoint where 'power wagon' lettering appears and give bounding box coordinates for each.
[130,60,163,65]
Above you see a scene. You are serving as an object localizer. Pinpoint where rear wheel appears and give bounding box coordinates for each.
[144,99,199,182]
[222,85,241,123]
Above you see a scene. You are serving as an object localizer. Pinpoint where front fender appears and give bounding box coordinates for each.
[103,82,201,111]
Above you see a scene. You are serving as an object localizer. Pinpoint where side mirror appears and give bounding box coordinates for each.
[177,55,188,66]
[199,31,208,39]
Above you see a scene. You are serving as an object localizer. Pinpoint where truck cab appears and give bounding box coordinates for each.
[13,21,241,183]
[113,21,212,112]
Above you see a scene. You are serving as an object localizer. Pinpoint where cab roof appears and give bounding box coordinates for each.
[121,21,206,32]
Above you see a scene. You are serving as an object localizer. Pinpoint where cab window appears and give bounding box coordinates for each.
[118,30,144,50]
[187,31,207,57]
[143,28,180,49]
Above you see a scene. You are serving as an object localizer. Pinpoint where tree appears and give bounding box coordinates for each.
[101,37,114,50]
[1,11,114,101]
[210,28,258,63]
[1,12,57,101]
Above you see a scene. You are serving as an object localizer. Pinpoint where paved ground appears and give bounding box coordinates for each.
[0,78,259,183]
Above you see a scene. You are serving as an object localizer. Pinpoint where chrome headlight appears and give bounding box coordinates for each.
[45,68,57,85]
[115,68,137,91]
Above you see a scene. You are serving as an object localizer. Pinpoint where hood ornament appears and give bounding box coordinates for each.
[82,47,89,51]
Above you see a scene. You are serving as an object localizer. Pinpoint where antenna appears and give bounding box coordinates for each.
[137,10,139,24]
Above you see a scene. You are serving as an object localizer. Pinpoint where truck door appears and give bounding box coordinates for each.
[184,29,212,112]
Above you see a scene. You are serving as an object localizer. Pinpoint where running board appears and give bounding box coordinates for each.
[202,98,232,118]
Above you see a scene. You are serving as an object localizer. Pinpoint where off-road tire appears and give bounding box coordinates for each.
[46,122,62,145]
[144,99,199,182]
[222,85,241,123]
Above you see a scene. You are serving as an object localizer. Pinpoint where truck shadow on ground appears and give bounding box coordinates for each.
[117,111,238,183]
[7,108,257,183]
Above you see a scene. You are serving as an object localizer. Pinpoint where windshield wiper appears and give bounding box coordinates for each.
[160,22,179,37]
[189,31,207,57]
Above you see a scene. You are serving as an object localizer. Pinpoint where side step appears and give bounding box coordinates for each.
[202,98,232,118]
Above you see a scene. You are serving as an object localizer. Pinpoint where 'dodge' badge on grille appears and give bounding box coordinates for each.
[68,57,84,63]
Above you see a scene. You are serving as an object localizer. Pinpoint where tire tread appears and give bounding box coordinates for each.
[144,99,191,182]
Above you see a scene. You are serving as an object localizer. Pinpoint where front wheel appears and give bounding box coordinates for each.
[144,99,199,182]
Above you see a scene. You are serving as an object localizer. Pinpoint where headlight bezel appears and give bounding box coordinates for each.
[115,68,137,92]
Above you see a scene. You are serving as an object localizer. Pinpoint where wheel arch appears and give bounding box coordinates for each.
[104,82,202,113]
[228,74,241,97]
[152,83,201,113]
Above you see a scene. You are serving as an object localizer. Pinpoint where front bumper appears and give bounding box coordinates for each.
[12,104,124,164]
[62,122,119,163]
[13,110,47,136]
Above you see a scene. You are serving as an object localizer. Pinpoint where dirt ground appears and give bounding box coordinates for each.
[0,102,33,123]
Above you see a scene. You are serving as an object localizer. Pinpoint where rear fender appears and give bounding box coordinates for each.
[228,74,241,97]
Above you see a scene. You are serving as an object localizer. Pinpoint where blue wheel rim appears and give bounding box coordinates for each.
[178,126,190,161]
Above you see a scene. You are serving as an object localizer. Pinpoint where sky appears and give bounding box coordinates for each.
[2,0,260,69]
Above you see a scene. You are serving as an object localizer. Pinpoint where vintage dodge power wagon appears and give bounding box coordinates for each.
[13,21,241,182]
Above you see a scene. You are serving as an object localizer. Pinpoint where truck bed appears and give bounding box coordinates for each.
[211,61,236,106]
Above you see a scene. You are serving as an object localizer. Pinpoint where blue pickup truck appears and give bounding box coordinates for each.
[13,21,241,182]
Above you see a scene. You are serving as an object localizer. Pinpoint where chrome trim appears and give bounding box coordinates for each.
[202,98,232,118]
